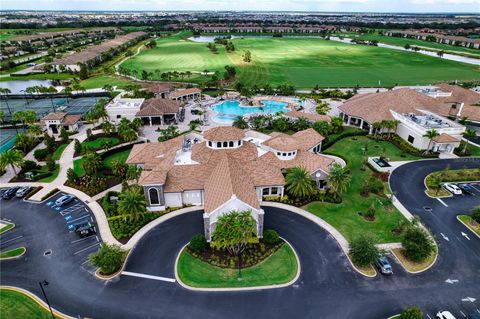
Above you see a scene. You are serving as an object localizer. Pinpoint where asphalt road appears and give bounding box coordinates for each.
[1,158,479,319]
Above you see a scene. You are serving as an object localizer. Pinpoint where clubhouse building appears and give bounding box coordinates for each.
[338,85,479,154]
[126,126,339,241]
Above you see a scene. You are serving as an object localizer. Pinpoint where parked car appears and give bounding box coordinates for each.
[15,186,32,198]
[375,256,393,275]
[436,311,456,319]
[2,187,20,200]
[55,195,75,207]
[74,222,96,238]
[457,183,474,195]
[443,183,462,195]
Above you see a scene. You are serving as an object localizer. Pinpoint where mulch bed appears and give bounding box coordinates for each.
[187,240,285,269]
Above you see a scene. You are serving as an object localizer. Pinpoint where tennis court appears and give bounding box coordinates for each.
[0,128,25,153]
[0,96,103,120]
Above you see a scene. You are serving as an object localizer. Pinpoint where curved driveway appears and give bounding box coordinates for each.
[1,157,480,319]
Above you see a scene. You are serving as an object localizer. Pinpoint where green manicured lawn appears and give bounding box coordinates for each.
[467,143,480,157]
[120,32,479,88]
[37,164,60,183]
[306,136,422,243]
[80,75,135,90]
[73,158,85,176]
[0,247,26,259]
[459,215,480,237]
[0,223,14,234]
[52,143,68,161]
[103,148,132,170]
[177,244,298,288]
[0,289,55,319]
[81,137,120,152]
[340,32,480,57]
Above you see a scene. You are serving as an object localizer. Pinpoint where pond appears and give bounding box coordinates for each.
[0,80,54,94]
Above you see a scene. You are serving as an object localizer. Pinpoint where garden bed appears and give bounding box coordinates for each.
[458,215,480,237]
[177,242,298,288]
[0,247,26,259]
[425,168,480,197]
[391,248,436,273]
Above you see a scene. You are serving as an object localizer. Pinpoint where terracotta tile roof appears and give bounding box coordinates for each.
[433,133,460,144]
[285,111,331,123]
[191,141,257,164]
[263,133,299,152]
[126,136,184,165]
[203,154,260,213]
[203,126,245,141]
[145,83,173,93]
[434,83,480,121]
[169,88,201,99]
[164,164,210,192]
[136,98,180,117]
[292,128,325,151]
[61,114,81,125]
[42,112,67,121]
[338,89,448,124]
[258,150,333,175]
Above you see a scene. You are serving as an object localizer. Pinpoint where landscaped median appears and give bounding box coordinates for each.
[0,247,26,260]
[457,212,480,238]
[176,239,299,290]
[424,167,480,198]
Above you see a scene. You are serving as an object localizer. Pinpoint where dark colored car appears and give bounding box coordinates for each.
[375,256,393,275]
[74,222,96,238]
[55,195,75,207]
[2,187,20,200]
[457,183,474,195]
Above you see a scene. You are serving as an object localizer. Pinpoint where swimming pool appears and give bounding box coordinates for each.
[212,100,289,123]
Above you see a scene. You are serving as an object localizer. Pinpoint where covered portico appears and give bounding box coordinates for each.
[135,98,181,126]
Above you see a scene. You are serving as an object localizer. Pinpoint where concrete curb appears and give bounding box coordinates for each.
[0,286,75,319]
[260,202,377,278]
[174,237,301,292]
[456,215,480,239]
[0,247,26,260]
[422,175,452,199]
[0,220,15,234]
[389,247,438,274]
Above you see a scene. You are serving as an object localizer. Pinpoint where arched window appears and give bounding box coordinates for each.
[229,141,234,147]
[223,141,228,147]
[217,142,221,148]
[149,188,160,205]
[208,141,212,147]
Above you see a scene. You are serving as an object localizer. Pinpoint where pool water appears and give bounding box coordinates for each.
[212,100,289,123]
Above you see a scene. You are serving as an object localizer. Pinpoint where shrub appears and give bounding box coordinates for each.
[263,229,280,245]
[189,234,208,253]
[349,234,379,267]
[89,244,126,275]
[21,160,39,173]
[471,206,480,223]
[33,171,53,181]
[46,159,56,171]
[368,176,384,194]
[399,307,423,319]
[33,148,49,161]
[74,139,82,154]
[86,128,93,140]
[402,226,435,262]
[364,206,376,220]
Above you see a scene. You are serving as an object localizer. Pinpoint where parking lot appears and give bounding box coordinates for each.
[0,188,102,274]
[437,181,480,211]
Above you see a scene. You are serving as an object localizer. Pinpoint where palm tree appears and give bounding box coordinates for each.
[102,121,115,135]
[372,122,382,136]
[0,88,13,117]
[188,121,200,131]
[0,149,25,175]
[118,187,147,222]
[327,163,351,199]
[423,129,440,154]
[462,128,477,154]
[232,116,248,129]
[285,167,317,199]
[294,117,310,131]
[27,124,43,138]
[82,151,103,175]
[119,128,138,142]
[14,133,32,153]
[130,118,143,132]
[111,160,127,178]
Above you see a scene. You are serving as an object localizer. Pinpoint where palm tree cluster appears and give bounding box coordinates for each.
[285,167,317,199]
[371,120,400,138]
[0,149,24,175]
[117,118,140,142]
[85,99,108,126]
[117,185,147,222]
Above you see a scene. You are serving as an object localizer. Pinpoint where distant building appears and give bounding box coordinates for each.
[42,112,81,135]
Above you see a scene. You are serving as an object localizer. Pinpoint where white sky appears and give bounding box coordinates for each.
[1,0,479,12]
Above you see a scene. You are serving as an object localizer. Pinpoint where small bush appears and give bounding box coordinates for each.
[189,234,208,253]
[349,234,379,267]
[368,176,384,194]
[89,244,126,275]
[21,160,39,173]
[399,306,423,319]
[471,206,480,223]
[402,226,435,262]
[263,229,280,244]
[33,148,49,161]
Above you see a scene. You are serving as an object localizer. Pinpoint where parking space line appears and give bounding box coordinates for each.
[0,235,23,245]
[437,198,448,207]
[81,259,90,265]
[67,215,91,224]
[121,271,176,283]
[426,314,432,319]
[73,242,100,255]
[71,236,96,244]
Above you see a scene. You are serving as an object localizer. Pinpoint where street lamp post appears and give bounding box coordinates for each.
[38,280,55,319]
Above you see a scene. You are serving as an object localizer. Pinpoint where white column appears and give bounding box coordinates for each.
[149,117,152,126]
